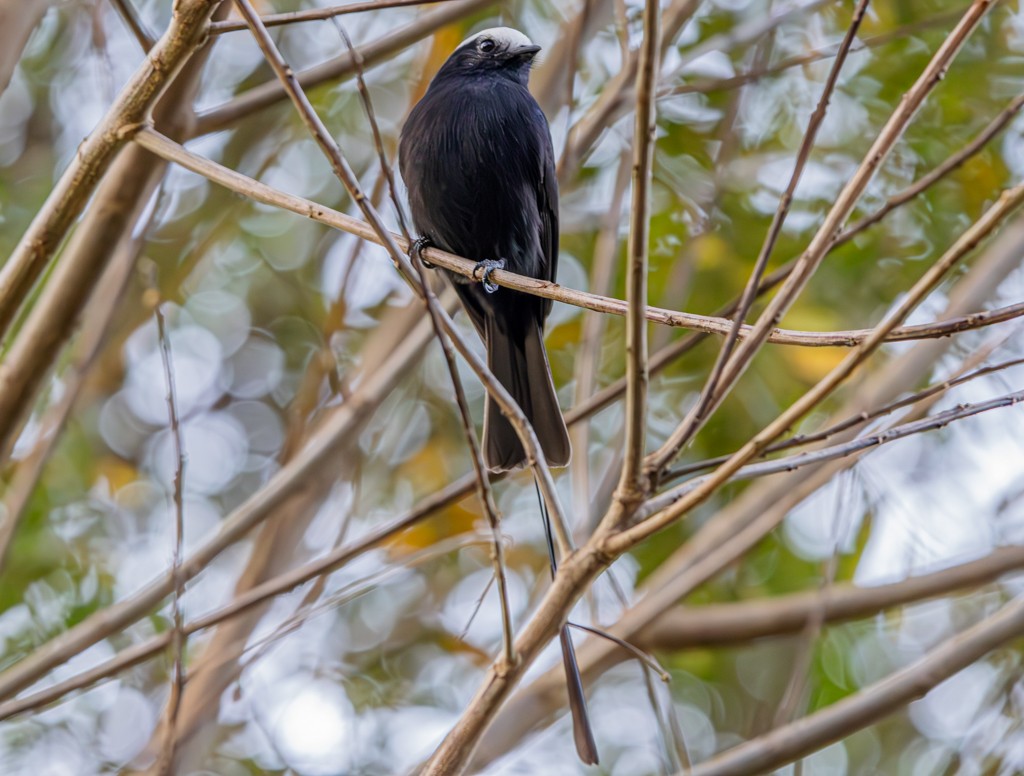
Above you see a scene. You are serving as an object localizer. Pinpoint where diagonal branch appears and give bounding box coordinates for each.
[688,593,1024,775]
[193,0,494,135]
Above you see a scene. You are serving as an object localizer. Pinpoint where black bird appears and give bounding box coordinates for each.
[400,28,598,765]
[399,26,571,475]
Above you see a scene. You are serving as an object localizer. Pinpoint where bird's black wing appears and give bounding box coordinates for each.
[536,105,559,321]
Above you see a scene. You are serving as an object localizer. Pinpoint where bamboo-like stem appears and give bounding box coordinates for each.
[617,0,659,500]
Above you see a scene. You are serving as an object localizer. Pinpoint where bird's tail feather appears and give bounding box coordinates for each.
[483,319,571,472]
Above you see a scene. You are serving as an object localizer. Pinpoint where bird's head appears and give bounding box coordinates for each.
[436,27,541,85]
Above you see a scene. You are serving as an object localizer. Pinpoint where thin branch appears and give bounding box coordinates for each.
[686,594,1024,776]
[640,545,1024,650]
[109,0,155,52]
[618,0,659,499]
[666,353,1024,482]
[210,0,448,34]
[410,249,516,664]
[152,300,187,775]
[192,0,494,136]
[646,388,1024,518]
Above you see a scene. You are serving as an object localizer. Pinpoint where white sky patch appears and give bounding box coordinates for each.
[272,680,355,775]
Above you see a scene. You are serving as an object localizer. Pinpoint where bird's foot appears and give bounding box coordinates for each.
[473,258,506,294]
[409,235,435,268]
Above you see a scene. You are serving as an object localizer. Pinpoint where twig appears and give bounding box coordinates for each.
[686,594,1024,776]
[109,0,155,51]
[639,545,1024,650]
[152,299,187,775]
[209,0,448,34]
[645,388,1024,518]
[617,0,659,499]
[666,353,1024,482]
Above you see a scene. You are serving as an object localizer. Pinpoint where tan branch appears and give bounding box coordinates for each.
[192,0,494,135]
[641,545,1024,650]
[688,595,1024,775]
[617,0,659,500]
[131,129,1024,351]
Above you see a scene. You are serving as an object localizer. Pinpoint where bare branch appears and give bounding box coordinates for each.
[109,0,155,52]
[152,298,187,774]
[132,129,1024,350]
[209,0,446,34]
[193,0,494,135]
[641,545,1024,650]
[645,388,1024,518]
[617,0,659,500]
[687,594,1024,776]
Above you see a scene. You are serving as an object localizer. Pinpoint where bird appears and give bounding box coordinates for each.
[399,27,598,765]
[399,26,571,475]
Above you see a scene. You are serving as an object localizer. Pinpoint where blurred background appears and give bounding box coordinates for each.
[1,0,1024,773]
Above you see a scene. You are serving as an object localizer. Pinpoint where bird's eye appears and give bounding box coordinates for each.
[478,38,496,53]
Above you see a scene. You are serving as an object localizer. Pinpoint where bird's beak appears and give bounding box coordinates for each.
[511,43,542,60]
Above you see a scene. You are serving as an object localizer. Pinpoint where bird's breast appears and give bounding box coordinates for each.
[401,79,545,275]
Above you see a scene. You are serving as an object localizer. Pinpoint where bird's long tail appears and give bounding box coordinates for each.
[536,479,599,765]
[483,318,571,472]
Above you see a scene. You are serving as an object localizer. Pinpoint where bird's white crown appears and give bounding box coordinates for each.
[458,27,535,51]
